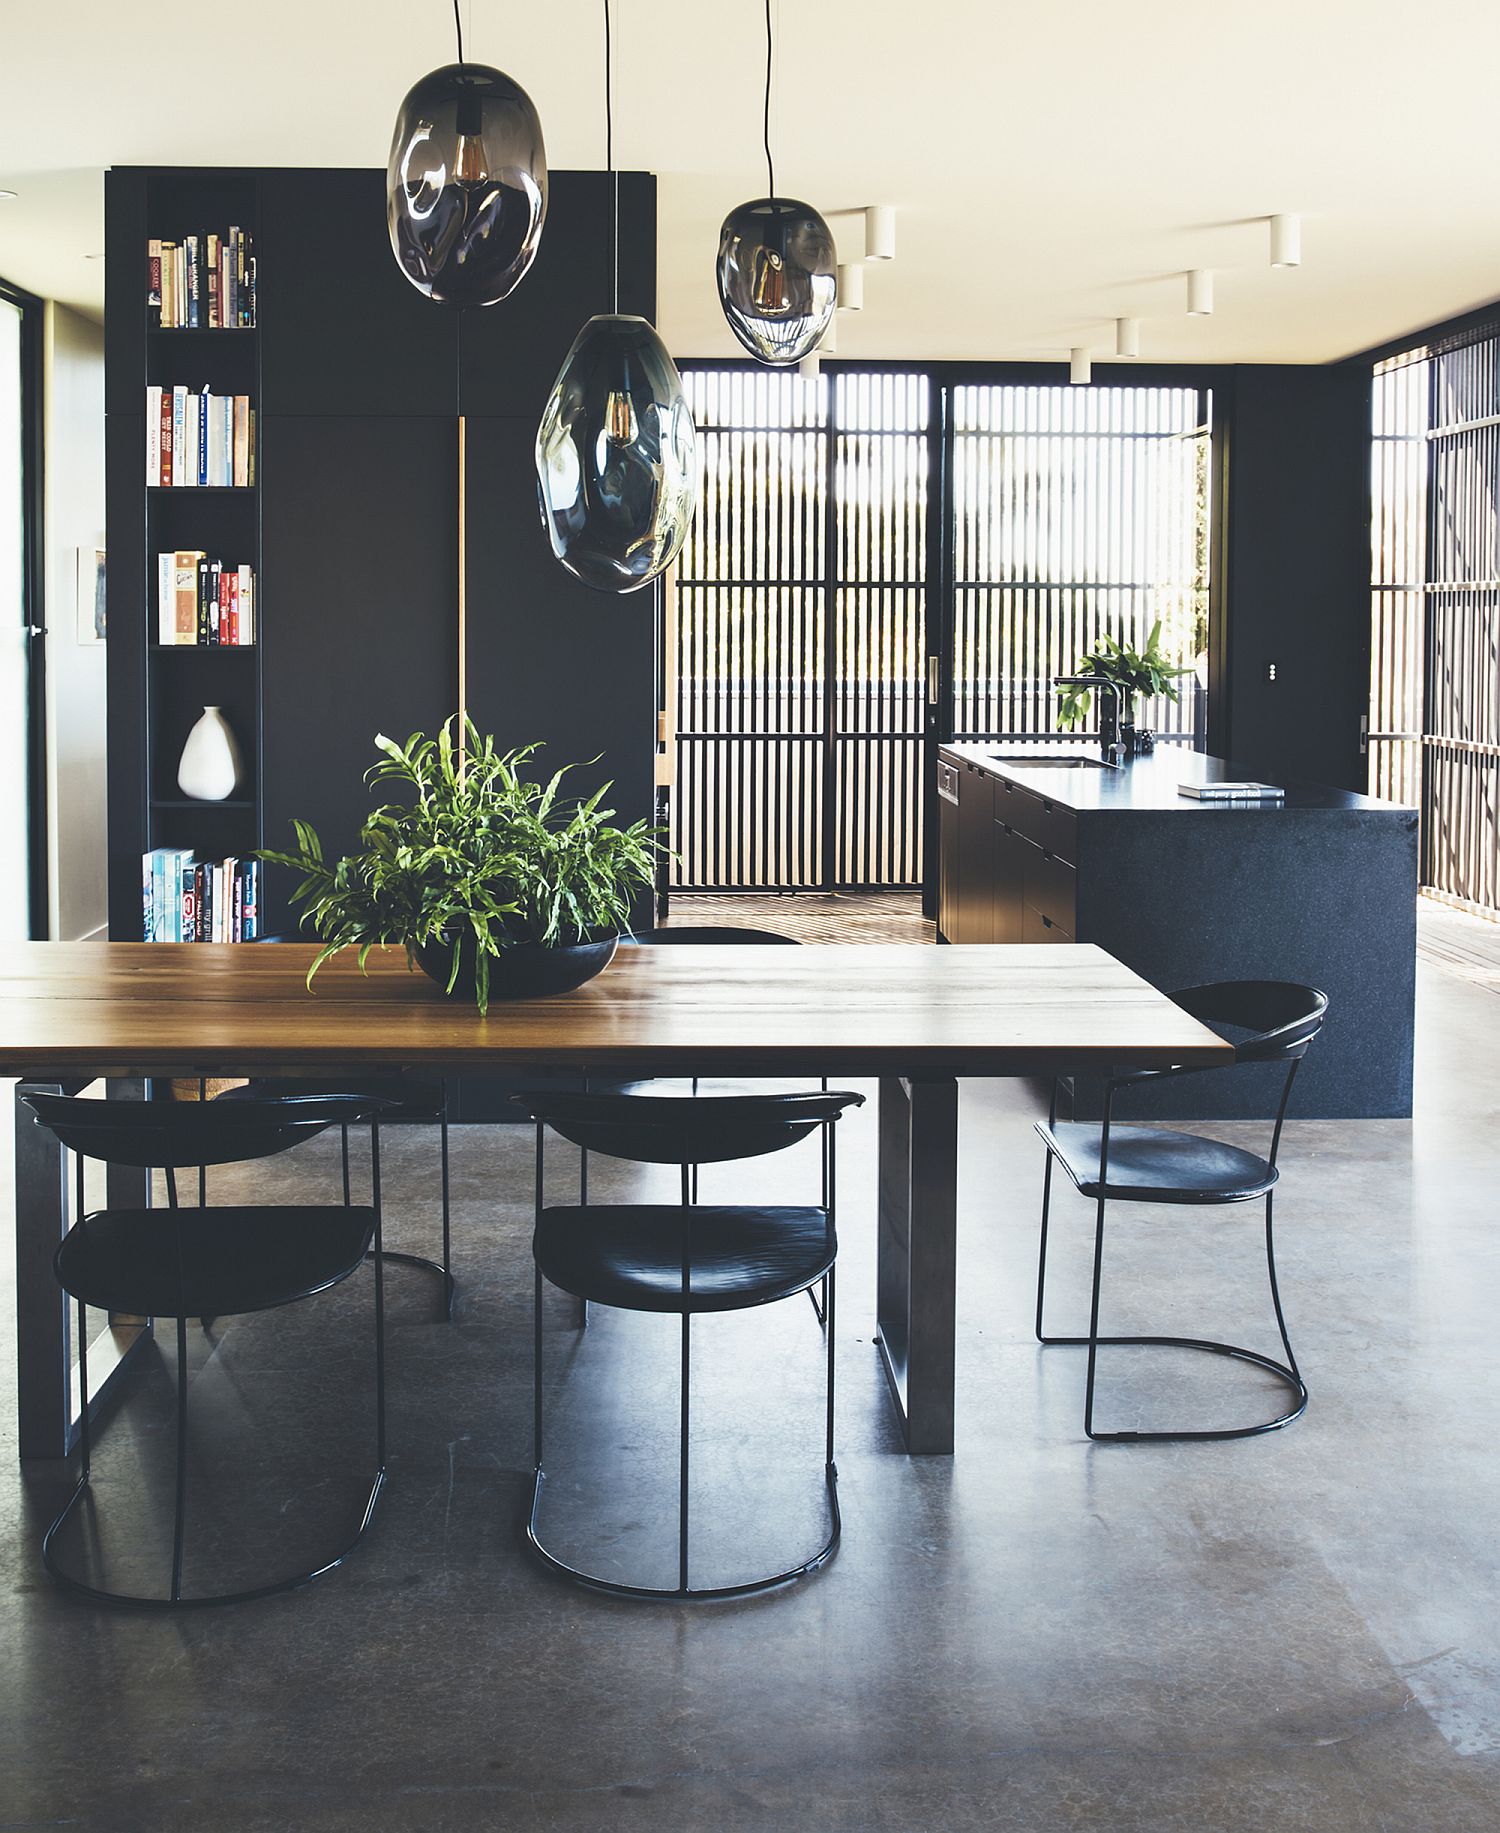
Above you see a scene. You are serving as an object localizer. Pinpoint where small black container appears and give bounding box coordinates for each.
[414,934,618,1005]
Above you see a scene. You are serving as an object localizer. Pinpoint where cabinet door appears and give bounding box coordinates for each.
[259,414,458,933]
[956,766,995,942]
[938,786,960,941]
[992,820,1027,944]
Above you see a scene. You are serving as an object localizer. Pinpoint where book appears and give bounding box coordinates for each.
[157,553,174,645]
[1177,781,1285,802]
[170,386,187,487]
[238,564,254,644]
[233,396,250,486]
[186,390,201,488]
[173,551,203,643]
[146,385,162,484]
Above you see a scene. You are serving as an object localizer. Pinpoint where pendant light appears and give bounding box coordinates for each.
[387,0,548,306]
[715,0,836,365]
[535,0,697,594]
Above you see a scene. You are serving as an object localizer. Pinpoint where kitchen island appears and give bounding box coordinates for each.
[937,742,1418,1117]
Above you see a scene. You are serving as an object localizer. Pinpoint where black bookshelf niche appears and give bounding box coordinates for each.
[107,165,659,991]
[106,168,263,941]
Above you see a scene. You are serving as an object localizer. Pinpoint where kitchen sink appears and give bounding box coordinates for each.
[988,753,1119,770]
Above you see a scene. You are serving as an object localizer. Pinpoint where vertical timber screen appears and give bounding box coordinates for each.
[1371,331,1500,916]
[950,385,1210,744]
[674,369,928,890]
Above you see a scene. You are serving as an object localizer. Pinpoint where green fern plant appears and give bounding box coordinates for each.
[260,718,662,1013]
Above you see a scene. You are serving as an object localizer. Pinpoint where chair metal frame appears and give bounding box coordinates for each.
[523,1093,851,1601]
[25,1095,389,1609]
[1035,981,1326,1443]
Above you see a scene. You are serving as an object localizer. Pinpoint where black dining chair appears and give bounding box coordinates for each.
[1033,980,1328,1442]
[515,1085,864,1600]
[215,936,454,1319]
[20,1091,393,1608]
[613,922,832,1320]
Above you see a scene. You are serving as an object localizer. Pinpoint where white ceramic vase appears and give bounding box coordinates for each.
[177,705,243,802]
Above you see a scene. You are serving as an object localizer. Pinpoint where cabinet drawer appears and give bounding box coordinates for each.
[1025,845,1076,934]
[1023,903,1073,945]
[1004,782,1077,862]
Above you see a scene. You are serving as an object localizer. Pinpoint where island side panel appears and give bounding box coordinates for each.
[1072,806,1418,1119]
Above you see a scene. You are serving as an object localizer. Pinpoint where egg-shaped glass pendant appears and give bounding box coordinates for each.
[387,63,547,306]
[536,315,698,593]
[716,197,836,365]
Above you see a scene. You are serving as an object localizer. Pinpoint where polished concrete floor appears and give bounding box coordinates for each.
[3,921,1500,1829]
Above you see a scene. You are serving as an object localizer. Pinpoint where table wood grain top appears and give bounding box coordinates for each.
[0,942,1233,1080]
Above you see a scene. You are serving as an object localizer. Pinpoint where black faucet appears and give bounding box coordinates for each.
[1053,676,1126,765]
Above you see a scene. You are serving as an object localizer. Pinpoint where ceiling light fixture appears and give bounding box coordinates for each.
[535,0,697,593]
[715,0,837,365]
[1115,317,1140,358]
[1269,213,1301,268]
[863,205,896,262]
[1070,348,1092,385]
[837,264,864,312]
[386,0,548,306]
[1186,269,1213,316]
[0,189,18,202]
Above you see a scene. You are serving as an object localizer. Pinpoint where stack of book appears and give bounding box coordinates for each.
[146,386,254,487]
[155,554,255,646]
[142,850,260,942]
[147,229,256,328]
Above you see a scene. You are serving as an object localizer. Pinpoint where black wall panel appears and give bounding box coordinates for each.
[462,414,655,857]
[258,169,458,419]
[258,414,458,934]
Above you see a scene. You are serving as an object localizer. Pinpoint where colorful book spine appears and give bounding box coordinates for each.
[146,385,162,484]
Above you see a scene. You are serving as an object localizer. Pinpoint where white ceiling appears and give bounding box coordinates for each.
[2,0,1499,365]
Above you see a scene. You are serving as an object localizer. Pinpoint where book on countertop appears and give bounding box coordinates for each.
[1177,781,1285,802]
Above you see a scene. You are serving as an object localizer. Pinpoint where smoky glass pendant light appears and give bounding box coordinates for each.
[715,0,836,365]
[535,0,697,594]
[387,1,548,307]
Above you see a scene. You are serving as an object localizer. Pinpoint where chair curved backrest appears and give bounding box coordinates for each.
[625,926,800,946]
[513,1088,863,1166]
[1170,981,1328,1065]
[20,1092,391,1171]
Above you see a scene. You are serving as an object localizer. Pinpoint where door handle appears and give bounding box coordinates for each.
[926,655,940,705]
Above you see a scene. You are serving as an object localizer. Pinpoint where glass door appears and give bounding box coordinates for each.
[0,283,41,939]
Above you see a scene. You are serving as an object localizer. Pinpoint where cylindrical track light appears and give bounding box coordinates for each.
[864,204,896,261]
[1115,317,1140,358]
[837,262,864,311]
[820,311,838,355]
[1270,213,1301,268]
[1069,347,1092,385]
[1186,269,1213,315]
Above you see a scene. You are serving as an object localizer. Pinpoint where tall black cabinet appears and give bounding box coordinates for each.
[106,164,659,947]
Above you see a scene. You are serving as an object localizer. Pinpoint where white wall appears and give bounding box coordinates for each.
[42,303,107,941]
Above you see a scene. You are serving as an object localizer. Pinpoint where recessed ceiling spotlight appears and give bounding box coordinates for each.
[1186,269,1213,315]
[1115,317,1140,358]
[0,189,18,202]
[83,252,106,260]
[1069,347,1092,385]
[1269,213,1301,268]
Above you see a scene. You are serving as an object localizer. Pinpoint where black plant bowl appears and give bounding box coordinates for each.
[413,934,618,1005]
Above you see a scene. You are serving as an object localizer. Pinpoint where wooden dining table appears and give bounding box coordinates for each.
[1,939,1231,1461]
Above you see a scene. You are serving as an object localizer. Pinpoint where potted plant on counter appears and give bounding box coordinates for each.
[260,719,660,1013]
[1055,619,1192,753]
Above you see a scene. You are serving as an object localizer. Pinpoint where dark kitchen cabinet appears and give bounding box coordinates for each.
[955,762,996,942]
[937,757,960,941]
[991,818,1029,943]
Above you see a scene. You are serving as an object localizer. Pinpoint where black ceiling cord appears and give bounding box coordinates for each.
[763,0,776,199]
[453,0,465,65]
[605,0,619,312]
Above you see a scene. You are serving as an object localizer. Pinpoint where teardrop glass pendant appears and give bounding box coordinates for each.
[536,315,698,593]
[716,197,836,365]
[387,63,547,306]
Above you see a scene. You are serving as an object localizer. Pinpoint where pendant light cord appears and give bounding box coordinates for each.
[763,0,776,199]
[453,0,464,64]
[605,0,619,313]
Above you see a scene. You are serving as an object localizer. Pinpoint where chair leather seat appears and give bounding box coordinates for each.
[534,1205,835,1313]
[611,1078,823,1100]
[217,1075,446,1119]
[1036,1122,1279,1204]
[54,1205,377,1318]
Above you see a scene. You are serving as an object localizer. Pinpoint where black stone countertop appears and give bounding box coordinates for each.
[941,741,1412,816]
